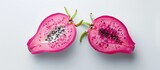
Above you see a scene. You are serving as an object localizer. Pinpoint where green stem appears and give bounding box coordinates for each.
[80,31,87,43]
[82,22,91,26]
[71,9,77,20]
[76,20,83,27]
[64,6,71,17]
[90,13,93,22]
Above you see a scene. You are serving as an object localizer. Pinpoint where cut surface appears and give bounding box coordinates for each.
[88,16,135,54]
[27,13,76,54]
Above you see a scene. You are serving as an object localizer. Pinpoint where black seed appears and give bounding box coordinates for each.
[48,39,51,42]
[62,29,65,32]
[58,31,60,33]
[96,42,98,44]
[55,27,57,30]
[64,34,66,36]
[52,31,56,34]
[45,39,48,41]
[47,35,51,38]
[112,36,118,41]
[106,44,109,46]
[56,34,59,38]
[50,37,53,39]
[58,27,61,30]
[103,22,105,24]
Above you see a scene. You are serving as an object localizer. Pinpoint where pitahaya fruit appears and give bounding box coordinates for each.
[80,13,135,54]
[27,7,83,54]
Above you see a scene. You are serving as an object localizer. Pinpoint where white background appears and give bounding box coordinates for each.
[0,0,160,70]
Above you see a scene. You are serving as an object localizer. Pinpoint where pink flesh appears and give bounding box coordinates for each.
[88,16,135,54]
[27,13,76,54]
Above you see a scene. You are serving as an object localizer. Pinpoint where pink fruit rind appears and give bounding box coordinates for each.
[27,13,76,54]
[88,15,135,54]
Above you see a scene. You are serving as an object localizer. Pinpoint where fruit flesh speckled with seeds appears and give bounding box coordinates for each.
[87,15,135,54]
[27,13,76,54]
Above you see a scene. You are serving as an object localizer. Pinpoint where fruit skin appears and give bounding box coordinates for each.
[27,13,76,54]
[88,15,135,54]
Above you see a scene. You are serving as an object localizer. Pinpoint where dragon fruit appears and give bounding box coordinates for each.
[80,13,135,54]
[27,7,83,54]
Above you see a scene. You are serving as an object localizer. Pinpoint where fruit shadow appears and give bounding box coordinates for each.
[93,51,136,62]
[31,41,77,62]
